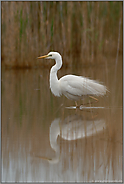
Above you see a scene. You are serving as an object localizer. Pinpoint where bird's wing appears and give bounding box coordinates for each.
[59,75,107,96]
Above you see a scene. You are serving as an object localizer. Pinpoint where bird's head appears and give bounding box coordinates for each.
[38,51,62,60]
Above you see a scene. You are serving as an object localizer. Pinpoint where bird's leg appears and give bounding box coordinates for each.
[75,101,80,108]
[80,96,98,106]
[89,96,98,103]
[80,102,94,106]
[79,96,98,106]
[75,96,98,109]
[80,98,95,106]
[76,101,92,111]
[75,101,78,107]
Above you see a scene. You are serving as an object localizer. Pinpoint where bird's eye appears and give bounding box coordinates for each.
[49,54,52,57]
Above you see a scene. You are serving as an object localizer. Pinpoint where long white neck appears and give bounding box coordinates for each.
[50,55,62,97]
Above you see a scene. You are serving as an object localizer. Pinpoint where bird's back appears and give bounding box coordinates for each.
[59,74,107,100]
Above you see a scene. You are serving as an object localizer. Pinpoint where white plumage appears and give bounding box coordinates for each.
[38,51,108,101]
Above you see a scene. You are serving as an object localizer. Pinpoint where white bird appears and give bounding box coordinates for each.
[38,51,108,101]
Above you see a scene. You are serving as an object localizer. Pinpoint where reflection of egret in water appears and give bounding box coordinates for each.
[40,115,106,164]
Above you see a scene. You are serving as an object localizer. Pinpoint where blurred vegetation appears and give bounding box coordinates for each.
[1,1,123,68]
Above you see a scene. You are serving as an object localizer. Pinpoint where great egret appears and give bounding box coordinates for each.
[38,52,108,101]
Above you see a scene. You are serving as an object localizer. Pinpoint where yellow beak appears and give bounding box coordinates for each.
[37,54,48,59]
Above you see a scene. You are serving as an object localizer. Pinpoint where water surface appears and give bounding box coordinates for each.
[2,56,122,182]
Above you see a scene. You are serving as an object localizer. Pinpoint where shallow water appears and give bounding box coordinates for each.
[2,56,122,182]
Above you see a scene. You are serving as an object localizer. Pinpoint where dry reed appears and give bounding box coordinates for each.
[1,1,123,68]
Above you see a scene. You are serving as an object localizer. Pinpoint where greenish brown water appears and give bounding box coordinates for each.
[2,55,122,182]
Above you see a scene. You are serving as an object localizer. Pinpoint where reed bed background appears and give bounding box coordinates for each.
[1,1,122,68]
